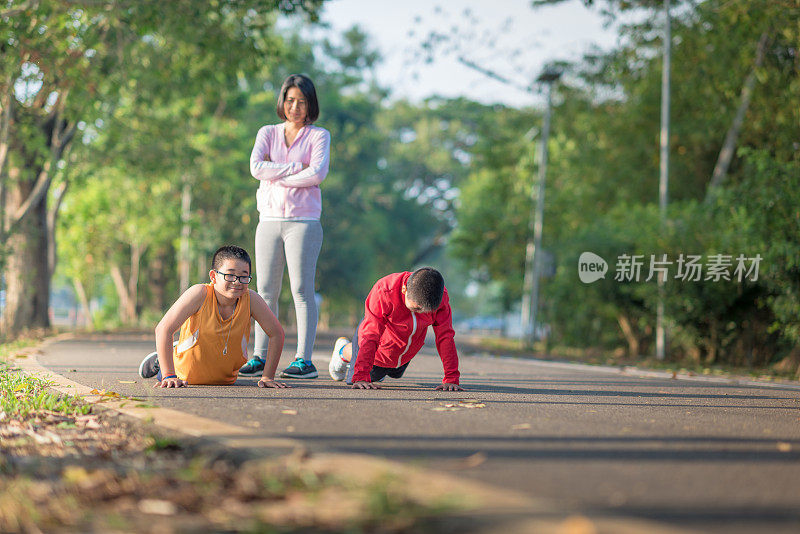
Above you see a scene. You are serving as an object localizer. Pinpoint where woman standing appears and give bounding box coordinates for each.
[240,74,330,379]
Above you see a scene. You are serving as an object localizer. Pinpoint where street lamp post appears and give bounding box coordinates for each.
[521,67,562,346]
[656,0,671,360]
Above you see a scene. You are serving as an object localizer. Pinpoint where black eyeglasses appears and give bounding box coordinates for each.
[214,270,252,284]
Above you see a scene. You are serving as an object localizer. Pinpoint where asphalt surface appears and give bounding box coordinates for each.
[38,331,800,533]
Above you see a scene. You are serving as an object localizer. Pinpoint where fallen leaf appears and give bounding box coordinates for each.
[62,466,90,483]
[558,515,597,534]
[84,419,100,430]
[281,409,297,415]
[21,427,62,445]
[777,442,792,452]
[75,415,98,422]
[451,451,487,469]
[512,423,531,430]
[138,499,177,516]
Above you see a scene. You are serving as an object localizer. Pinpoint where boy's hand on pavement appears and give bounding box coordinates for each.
[258,378,291,388]
[435,383,464,391]
[351,381,381,389]
[156,377,187,388]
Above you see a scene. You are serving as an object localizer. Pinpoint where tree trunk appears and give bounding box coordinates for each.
[0,77,12,233]
[196,253,207,287]
[47,179,68,278]
[147,245,172,313]
[109,244,143,325]
[178,175,191,293]
[1,97,75,339]
[706,32,769,198]
[617,313,640,358]
[110,262,135,324]
[72,277,93,329]
[2,182,50,335]
[129,243,142,320]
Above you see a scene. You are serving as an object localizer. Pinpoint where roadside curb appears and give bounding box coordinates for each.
[477,352,800,391]
[12,334,301,452]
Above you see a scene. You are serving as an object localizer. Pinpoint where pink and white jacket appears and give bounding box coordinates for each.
[250,123,331,219]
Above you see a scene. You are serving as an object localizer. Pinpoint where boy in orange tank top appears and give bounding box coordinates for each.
[138,246,289,389]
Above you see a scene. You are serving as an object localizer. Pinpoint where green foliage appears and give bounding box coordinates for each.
[448,0,799,366]
[717,150,800,346]
[445,103,539,308]
[0,364,91,417]
[1,0,326,336]
[52,22,493,325]
[145,434,182,453]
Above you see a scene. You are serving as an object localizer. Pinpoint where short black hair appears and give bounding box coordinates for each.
[276,74,320,124]
[405,267,445,312]
[211,245,251,272]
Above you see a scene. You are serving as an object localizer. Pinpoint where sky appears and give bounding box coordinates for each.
[315,0,622,108]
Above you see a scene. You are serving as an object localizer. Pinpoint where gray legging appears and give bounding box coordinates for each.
[254,219,323,361]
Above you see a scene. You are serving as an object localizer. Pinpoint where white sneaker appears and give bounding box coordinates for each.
[138,351,160,379]
[329,337,350,381]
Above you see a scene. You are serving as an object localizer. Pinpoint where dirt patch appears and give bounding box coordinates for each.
[1,389,475,533]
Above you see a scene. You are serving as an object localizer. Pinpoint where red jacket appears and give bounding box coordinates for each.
[353,272,460,384]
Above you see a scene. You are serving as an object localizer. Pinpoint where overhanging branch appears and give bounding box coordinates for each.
[9,96,76,228]
[705,31,770,200]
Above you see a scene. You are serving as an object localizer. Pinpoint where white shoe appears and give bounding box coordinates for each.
[329,337,349,381]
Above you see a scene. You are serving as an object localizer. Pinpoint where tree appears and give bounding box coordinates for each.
[0,0,322,338]
[448,0,798,363]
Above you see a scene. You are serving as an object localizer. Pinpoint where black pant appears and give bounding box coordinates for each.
[345,320,409,384]
[370,362,409,382]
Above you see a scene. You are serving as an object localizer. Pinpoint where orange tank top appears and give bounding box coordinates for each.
[173,284,251,385]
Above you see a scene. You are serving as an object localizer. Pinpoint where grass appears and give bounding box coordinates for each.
[0,337,39,361]
[144,434,182,452]
[0,362,92,418]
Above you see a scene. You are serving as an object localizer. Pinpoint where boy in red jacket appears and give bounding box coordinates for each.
[328,267,464,391]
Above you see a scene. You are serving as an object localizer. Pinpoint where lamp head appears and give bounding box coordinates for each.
[536,67,563,84]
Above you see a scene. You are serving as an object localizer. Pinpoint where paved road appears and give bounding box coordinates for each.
[38,331,800,533]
